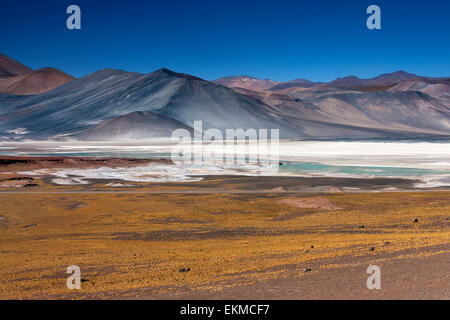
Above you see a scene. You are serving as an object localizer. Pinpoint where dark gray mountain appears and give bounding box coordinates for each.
[0,68,303,140]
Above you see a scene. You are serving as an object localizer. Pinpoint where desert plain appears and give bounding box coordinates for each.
[0,156,448,300]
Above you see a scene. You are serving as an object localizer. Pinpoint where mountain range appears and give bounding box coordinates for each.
[0,54,449,141]
[214,71,450,92]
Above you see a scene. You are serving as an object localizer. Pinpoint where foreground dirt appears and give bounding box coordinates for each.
[152,245,448,300]
[0,187,448,299]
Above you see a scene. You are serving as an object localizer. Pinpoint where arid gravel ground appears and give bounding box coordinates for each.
[0,157,448,300]
[150,245,449,300]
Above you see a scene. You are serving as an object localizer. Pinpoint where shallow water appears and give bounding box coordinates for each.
[279,162,449,177]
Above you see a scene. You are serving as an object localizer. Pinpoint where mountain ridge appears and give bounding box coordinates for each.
[214,71,445,92]
[0,54,33,78]
[0,54,75,95]
[0,54,449,141]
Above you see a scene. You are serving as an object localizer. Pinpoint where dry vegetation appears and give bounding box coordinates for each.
[0,186,449,299]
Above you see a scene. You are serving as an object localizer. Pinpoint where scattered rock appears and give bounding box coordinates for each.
[23,224,37,228]
[369,247,375,251]
[80,278,89,282]
[305,250,309,253]
[384,241,390,245]
[310,245,314,248]
[303,267,312,273]
[414,218,419,223]
[358,225,365,229]
[179,267,190,273]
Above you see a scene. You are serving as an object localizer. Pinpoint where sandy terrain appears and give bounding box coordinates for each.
[149,245,449,300]
[0,189,448,299]
[279,197,342,210]
[0,156,448,300]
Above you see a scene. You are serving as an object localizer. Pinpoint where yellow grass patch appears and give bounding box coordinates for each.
[0,190,448,299]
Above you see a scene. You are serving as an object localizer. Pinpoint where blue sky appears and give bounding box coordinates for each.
[1,0,449,81]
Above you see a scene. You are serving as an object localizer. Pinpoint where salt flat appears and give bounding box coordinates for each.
[1,140,449,187]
